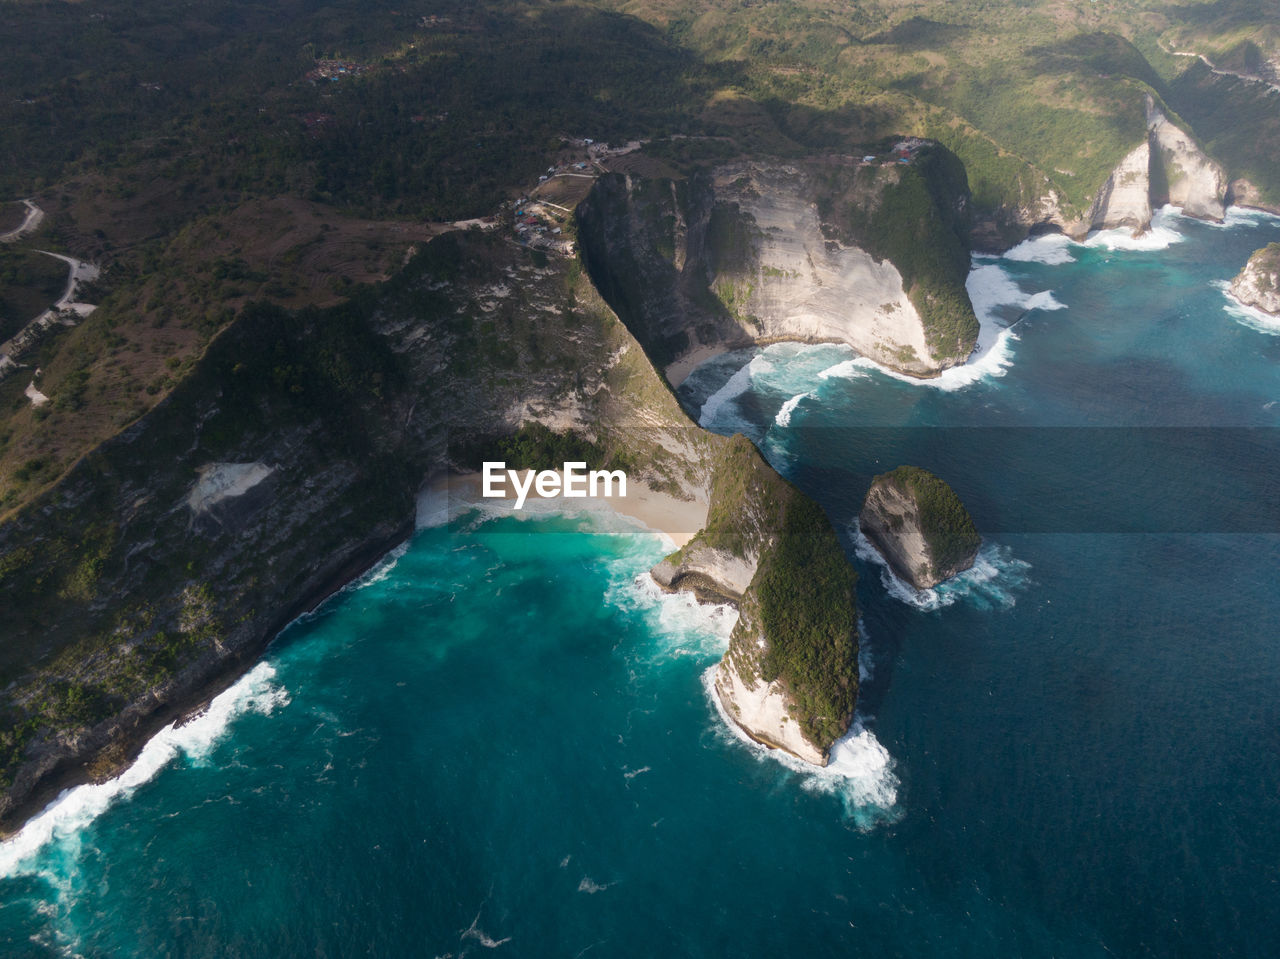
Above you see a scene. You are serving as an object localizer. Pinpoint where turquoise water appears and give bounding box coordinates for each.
[3,208,1280,956]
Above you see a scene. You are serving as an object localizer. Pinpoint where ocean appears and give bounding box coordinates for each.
[2,206,1279,957]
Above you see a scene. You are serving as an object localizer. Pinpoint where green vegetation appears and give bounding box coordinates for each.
[480,421,638,478]
[672,434,858,753]
[837,146,979,360]
[753,494,859,752]
[877,465,980,574]
[0,249,65,341]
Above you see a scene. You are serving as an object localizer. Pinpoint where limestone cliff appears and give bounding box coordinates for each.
[1229,243,1280,315]
[654,435,859,765]
[1088,140,1154,235]
[1087,99,1227,234]
[1148,106,1229,222]
[576,147,979,380]
[859,466,980,590]
[0,213,864,831]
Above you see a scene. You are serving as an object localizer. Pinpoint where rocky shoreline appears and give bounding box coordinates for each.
[0,518,412,839]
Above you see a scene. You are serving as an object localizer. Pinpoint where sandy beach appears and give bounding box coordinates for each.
[419,470,708,548]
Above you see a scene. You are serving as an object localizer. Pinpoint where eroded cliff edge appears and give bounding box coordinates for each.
[1229,243,1280,316]
[654,436,858,765]
[575,146,980,381]
[859,466,980,591]
[0,221,863,832]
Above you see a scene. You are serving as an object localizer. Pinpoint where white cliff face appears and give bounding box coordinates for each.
[650,545,757,601]
[1147,104,1228,221]
[713,656,827,766]
[858,481,935,589]
[1088,140,1153,234]
[711,164,941,376]
[1034,100,1227,238]
[1230,246,1280,315]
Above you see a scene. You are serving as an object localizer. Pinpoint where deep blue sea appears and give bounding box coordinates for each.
[3,208,1280,957]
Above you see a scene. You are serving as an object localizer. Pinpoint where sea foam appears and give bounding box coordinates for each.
[1003,232,1077,265]
[701,666,901,829]
[1213,279,1280,335]
[1083,206,1184,252]
[610,569,738,663]
[699,354,774,429]
[0,662,289,880]
[852,526,1031,611]
[774,391,813,427]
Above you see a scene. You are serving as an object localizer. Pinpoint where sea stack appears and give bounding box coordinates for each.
[859,466,980,590]
[1229,243,1280,316]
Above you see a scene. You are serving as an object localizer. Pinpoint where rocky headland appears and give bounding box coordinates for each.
[654,436,859,765]
[576,145,980,382]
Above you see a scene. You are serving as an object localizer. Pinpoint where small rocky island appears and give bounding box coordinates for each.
[1229,243,1280,316]
[859,466,981,590]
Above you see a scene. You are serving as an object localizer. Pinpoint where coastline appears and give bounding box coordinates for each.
[424,470,709,549]
[1,471,708,842]
[0,517,413,840]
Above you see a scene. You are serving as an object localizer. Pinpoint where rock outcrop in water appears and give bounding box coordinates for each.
[1229,243,1280,315]
[576,146,979,381]
[859,466,980,590]
[1088,99,1227,234]
[654,436,859,765]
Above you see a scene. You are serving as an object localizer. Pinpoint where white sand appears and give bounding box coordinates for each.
[420,470,707,548]
[665,344,727,388]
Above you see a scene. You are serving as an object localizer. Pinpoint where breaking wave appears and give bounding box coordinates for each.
[702,667,901,830]
[774,391,813,427]
[0,662,289,880]
[698,354,774,429]
[1213,279,1280,335]
[852,527,1031,612]
[1003,232,1077,265]
[1083,206,1184,252]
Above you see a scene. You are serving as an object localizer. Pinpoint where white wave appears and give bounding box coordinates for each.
[577,877,616,894]
[609,571,737,662]
[697,358,754,427]
[852,527,1031,611]
[1083,206,1184,251]
[831,260,1066,393]
[774,391,812,427]
[1003,232,1076,265]
[843,261,1056,392]
[1197,205,1279,229]
[1214,279,1280,335]
[0,662,289,879]
[349,541,410,590]
[1024,289,1066,311]
[816,358,871,381]
[701,667,900,829]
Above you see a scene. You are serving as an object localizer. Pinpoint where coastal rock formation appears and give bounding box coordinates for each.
[576,146,979,381]
[654,436,859,765]
[859,465,980,590]
[714,595,828,767]
[1088,100,1227,234]
[0,221,861,832]
[1229,243,1280,315]
[1089,140,1154,235]
[1148,107,1229,222]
